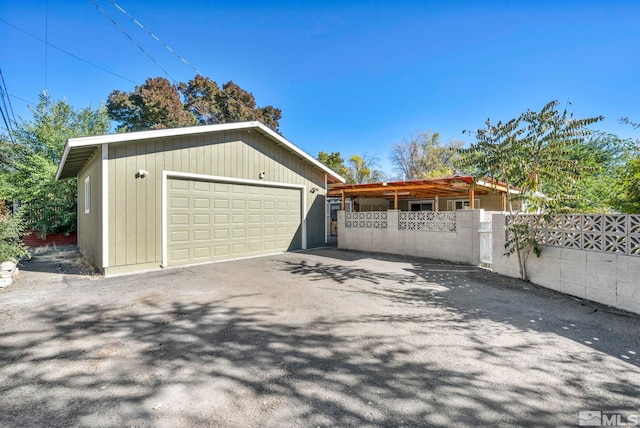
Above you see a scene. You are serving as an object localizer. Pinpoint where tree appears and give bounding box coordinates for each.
[616,117,640,213]
[107,77,197,132]
[109,75,282,132]
[457,100,603,280]
[617,156,640,213]
[390,131,463,180]
[552,132,636,213]
[217,81,282,131]
[348,154,384,184]
[317,151,350,179]
[2,92,110,236]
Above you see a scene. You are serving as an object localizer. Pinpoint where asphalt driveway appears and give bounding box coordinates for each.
[1,248,639,427]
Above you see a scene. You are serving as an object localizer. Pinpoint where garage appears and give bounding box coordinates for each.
[166,176,303,266]
[56,121,344,276]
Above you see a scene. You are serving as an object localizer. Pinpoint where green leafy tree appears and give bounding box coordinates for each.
[390,131,463,180]
[3,92,110,236]
[616,117,640,213]
[553,132,636,213]
[107,77,197,132]
[317,151,349,179]
[617,156,640,213]
[348,154,384,184]
[457,100,603,280]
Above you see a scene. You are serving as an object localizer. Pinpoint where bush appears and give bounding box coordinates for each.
[0,212,30,262]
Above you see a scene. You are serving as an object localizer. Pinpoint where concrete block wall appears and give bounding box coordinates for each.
[337,210,482,265]
[491,213,640,315]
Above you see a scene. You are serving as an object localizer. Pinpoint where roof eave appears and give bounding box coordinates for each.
[56,121,345,183]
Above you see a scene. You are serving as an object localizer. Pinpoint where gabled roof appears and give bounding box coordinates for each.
[328,174,513,199]
[56,121,346,183]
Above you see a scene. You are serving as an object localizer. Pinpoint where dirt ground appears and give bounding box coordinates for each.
[1,246,639,427]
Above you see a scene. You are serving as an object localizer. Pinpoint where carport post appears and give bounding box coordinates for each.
[341,190,345,210]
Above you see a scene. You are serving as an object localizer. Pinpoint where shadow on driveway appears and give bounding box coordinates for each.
[0,248,638,427]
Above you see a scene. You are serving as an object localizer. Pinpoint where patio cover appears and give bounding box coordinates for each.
[327,175,510,209]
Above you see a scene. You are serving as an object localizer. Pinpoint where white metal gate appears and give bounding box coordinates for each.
[479,221,493,266]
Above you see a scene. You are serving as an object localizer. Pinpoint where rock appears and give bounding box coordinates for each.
[0,277,11,288]
[0,270,12,278]
[0,261,16,271]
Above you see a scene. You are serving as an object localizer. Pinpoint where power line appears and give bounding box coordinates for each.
[89,0,175,81]
[0,18,137,84]
[0,104,16,143]
[0,69,17,123]
[8,93,37,107]
[108,0,200,75]
[104,0,265,125]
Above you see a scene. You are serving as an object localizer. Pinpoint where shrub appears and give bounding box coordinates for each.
[0,212,30,262]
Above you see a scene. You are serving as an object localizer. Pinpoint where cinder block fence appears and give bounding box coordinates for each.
[337,210,640,315]
[337,210,482,265]
[491,213,640,315]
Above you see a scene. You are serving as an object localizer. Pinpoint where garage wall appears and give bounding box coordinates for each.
[107,130,326,272]
[77,149,102,268]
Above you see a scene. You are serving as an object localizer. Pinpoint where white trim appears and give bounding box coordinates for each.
[324,174,328,243]
[446,198,480,211]
[55,140,71,180]
[57,121,345,183]
[101,144,109,268]
[84,176,91,214]
[161,171,307,268]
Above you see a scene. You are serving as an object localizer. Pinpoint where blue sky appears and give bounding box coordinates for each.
[2,0,639,175]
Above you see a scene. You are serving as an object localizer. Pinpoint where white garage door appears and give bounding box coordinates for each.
[167,178,302,266]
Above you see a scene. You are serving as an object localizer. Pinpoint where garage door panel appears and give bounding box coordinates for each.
[193,247,211,259]
[194,214,210,225]
[193,230,210,241]
[171,230,189,242]
[232,199,246,209]
[232,243,246,254]
[167,178,302,266]
[214,183,229,192]
[214,199,229,209]
[193,198,210,209]
[171,180,189,191]
[171,197,189,208]
[193,181,211,191]
[214,229,229,239]
[214,214,229,224]
[232,228,246,238]
[214,245,229,256]
[171,214,189,225]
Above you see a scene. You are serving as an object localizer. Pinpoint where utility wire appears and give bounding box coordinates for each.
[89,0,175,81]
[0,87,15,135]
[108,0,200,75]
[7,93,37,107]
[0,69,17,123]
[0,104,16,143]
[0,18,137,84]
[105,0,264,124]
